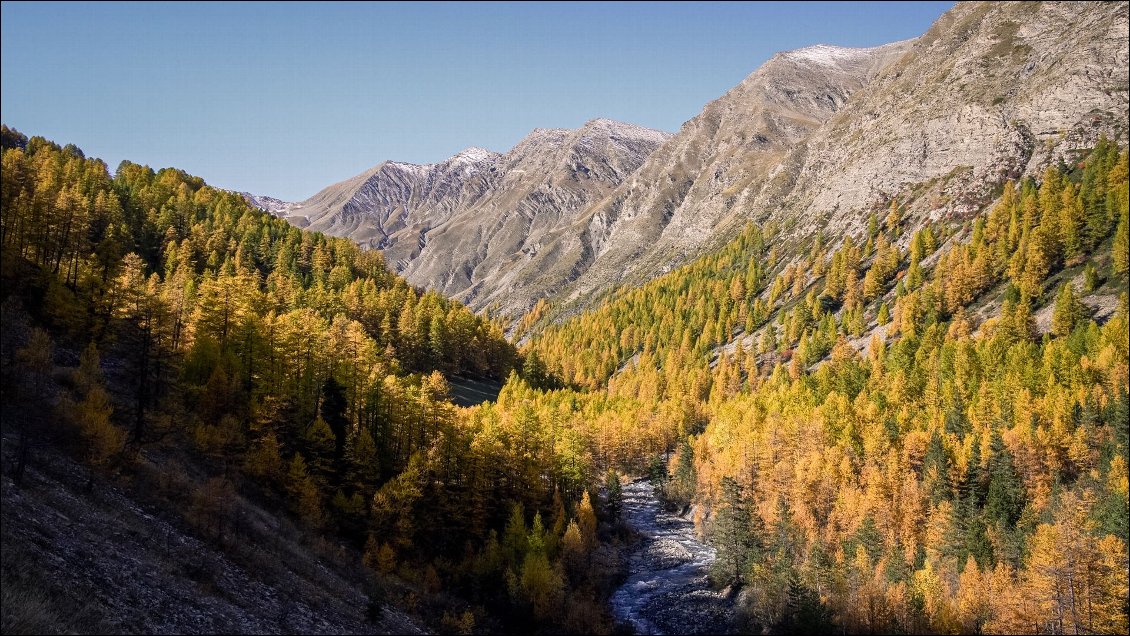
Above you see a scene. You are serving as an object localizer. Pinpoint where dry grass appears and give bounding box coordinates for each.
[1,549,103,635]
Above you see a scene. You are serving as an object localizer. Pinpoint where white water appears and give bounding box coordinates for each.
[610,480,733,635]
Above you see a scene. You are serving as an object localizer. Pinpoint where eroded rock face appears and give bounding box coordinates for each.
[529,40,914,317]
[296,147,502,253]
[396,120,672,309]
[756,1,1130,240]
[258,119,670,314]
[551,2,1127,317]
[254,1,1127,323]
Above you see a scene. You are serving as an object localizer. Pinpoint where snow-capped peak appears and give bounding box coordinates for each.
[582,118,673,144]
[783,44,877,66]
[781,40,915,67]
[237,192,301,217]
[450,146,500,164]
[386,160,433,174]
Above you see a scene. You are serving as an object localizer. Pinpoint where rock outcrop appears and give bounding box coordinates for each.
[757,1,1130,237]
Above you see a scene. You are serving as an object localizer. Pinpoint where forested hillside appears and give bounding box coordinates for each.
[0,126,630,634]
[520,140,1130,633]
[2,131,1127,634]
[4,0,1128,633]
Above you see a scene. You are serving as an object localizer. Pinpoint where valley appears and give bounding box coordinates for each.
[2,1,1129,635]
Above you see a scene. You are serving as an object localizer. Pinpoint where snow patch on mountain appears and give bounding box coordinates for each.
[584,118,673,146]
[451,146,501,164]
[239,192,300,217]
[386,160,433,175]
[783,42,913,67]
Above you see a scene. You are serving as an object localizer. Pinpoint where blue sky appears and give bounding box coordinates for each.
[1,1,952,201]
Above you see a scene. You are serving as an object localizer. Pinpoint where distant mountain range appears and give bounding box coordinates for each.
[247,1,1128,322]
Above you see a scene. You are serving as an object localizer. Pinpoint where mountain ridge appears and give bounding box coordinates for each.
[247,39,905,316]
[246,117,674,304]
[248,2,1128,329]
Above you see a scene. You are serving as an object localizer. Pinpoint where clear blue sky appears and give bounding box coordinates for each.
[1,1,953,201]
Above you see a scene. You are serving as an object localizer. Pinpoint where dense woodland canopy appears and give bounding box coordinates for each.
[0,125,627,633]
[523,139,1130,634]
[2,123,1128,635]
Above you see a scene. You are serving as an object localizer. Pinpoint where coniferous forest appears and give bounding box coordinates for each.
[2,120,1127,634]
[527,140,1130,634]
[0,126,624,634]
[2,4,1130,630]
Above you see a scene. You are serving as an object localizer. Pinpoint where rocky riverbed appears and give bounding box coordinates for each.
[610,480,733,635]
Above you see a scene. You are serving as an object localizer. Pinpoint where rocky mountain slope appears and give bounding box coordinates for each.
[1,436,426,635]
[538,1,1127,322]
[238,192,301,218]
[515,39,913,318]
[755,0,1130,236]
[253,1,1127,325]
[258,119,671,311]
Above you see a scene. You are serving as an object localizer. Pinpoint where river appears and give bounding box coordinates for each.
[610,479,734,635]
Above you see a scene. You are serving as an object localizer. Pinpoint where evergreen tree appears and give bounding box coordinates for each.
[984,431,1025,530]
[1113,207,1129,274]
[604,468,623,523]
[1051,282,1084,337]
[711,476,757,586]
[924,429,952,504]
[668,436,696,509]
[320,376,350,468]
[877,301,891,325]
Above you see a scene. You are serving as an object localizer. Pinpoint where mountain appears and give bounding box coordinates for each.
[259,1,1127,326]
[286,145,502,246]
[514,40,912,318]
[251,119,671,313]
[238,192,301,218]
[754,0,1130,235]
[537,1,1127,321]
[256,44,907,317]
